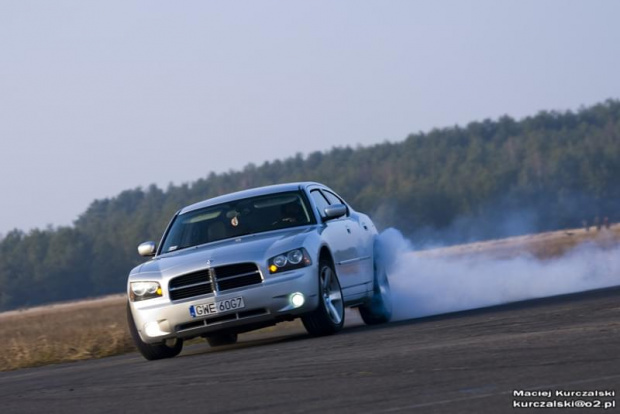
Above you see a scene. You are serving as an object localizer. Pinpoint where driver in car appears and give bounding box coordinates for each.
[281,202,306,224]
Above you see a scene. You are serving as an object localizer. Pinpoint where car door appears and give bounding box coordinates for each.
[322,189,373,291]
[309,188,367,298]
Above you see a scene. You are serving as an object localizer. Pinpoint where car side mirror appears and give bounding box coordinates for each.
[323,204,347,221]
[138,241,157,257]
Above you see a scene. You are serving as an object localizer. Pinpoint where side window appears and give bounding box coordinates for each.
[322,190,349,217]
[322,190,345,206]
[310,190,330,217]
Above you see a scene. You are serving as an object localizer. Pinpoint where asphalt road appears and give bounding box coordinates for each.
[1,287,619,414]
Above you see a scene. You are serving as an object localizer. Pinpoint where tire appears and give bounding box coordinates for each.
[206,333,238,347]
[358,257,392,325]
[126,303,183,361]
[302,258,345,336]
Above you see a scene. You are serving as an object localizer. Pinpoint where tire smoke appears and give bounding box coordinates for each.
[377,228,620,321]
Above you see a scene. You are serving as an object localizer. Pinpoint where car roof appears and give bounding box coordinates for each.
[179,182,324,214]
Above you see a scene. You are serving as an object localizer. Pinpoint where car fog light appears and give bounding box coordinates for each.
[144,321,164,337]
[290,292,305,308]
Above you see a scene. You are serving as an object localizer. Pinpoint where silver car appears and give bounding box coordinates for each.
[127,182,391,360]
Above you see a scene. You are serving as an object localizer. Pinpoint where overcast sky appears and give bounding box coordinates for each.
[1,0,619,235]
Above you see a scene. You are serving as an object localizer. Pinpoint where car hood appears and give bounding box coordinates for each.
[132,226,316,279]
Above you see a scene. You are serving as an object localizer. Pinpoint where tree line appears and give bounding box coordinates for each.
[1,99,619,311]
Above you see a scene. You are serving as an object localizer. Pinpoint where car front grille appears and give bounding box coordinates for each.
[168,263,262,301]
[214,263,263,291]
[169,269,213,300]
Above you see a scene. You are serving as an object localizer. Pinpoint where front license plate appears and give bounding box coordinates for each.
[189,297,245,318]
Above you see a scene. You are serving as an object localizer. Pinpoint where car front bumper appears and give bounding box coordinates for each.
[129,264,319,344]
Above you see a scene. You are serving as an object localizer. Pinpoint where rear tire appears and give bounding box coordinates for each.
[206,333,238,347]
[302,259,345,336]
[126,303,183,360]
[358,257,392,325]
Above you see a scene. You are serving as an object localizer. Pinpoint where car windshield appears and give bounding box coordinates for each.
[160,191,314,253]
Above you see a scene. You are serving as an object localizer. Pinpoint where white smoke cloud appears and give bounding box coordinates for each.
[377,228,620,321]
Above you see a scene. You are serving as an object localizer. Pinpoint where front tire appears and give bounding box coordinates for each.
[126,303,183,360]
[358,259,392,325]
[302,259,345,336]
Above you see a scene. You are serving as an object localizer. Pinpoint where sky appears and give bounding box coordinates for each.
[1,0,619,235]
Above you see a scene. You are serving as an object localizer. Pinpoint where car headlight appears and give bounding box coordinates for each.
[268,248,312,273]
[129,281,163,301]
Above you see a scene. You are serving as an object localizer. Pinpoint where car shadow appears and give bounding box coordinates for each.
[177,285,620,358]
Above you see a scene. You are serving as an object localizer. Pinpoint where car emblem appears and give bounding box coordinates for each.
[206,259,213,266]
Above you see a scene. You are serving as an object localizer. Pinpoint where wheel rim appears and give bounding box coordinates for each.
[321,266,344,325]
[377,270,392,312]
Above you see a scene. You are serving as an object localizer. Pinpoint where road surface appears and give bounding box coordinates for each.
[1,287,618,413]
